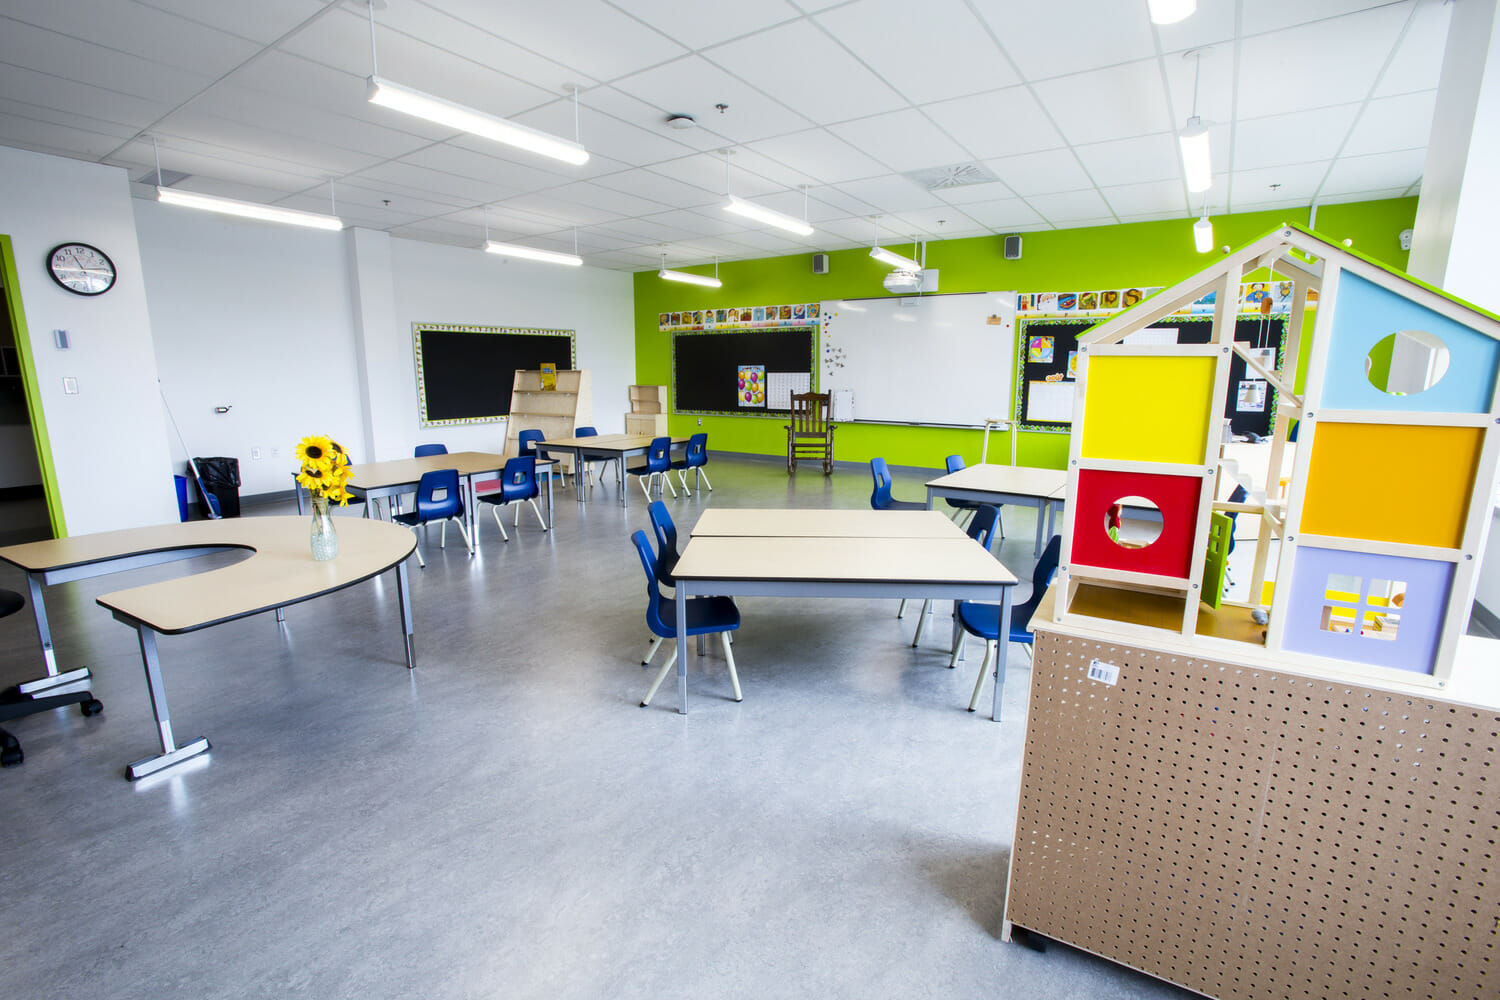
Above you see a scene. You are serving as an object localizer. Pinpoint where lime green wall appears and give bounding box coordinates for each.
[633,198,1418,469]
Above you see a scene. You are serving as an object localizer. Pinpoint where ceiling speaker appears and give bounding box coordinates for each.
[1004,235,1022,260]
[812,253,829,274]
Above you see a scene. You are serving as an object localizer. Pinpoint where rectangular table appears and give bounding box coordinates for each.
[924,464,1067,558]
[538,435,686,508]
[295,451,555,546]
[0,517,417,779]
[669,509,1017,719]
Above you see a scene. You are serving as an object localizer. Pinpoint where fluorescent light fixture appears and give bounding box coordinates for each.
[870,245,922,271]
[723,195,814,237]
[1148,0,1195,24]
[1179,117,1212,193]
[485,240,582,266]
[1193,213,1214,253]
[659,267,721,288]
[366,75,588,166]
[157,187,343,230]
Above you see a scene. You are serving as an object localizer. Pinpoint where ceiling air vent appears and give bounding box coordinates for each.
[903,162,999,191]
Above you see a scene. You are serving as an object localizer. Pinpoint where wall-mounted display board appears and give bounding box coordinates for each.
[1014,314,1286,436]
[672,327,814,416]
[820,292,1015,427]
[413,324,576,428]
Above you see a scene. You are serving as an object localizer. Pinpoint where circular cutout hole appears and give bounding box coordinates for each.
[1365,329,1449,395]
[1105,495,1162,549]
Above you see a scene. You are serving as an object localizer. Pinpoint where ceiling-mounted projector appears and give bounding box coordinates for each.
[883,268,925,293]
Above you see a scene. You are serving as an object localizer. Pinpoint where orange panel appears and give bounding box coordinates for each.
[1300,423,1483,549]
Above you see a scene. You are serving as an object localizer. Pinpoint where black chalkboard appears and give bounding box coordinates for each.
[414,325,575,426]
[673,327,815,415]
[1015,315,1286,437]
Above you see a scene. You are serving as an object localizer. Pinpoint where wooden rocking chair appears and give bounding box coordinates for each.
[785,391,836,475]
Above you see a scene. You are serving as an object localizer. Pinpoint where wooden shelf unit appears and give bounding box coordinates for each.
[624,383,668,437]
[504,369,592,472]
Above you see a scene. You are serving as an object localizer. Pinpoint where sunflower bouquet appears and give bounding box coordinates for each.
[295,435,354,505]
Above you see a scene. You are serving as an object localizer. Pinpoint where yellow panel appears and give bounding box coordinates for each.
[1081,355,1217,465]
[1301,422,1483,549]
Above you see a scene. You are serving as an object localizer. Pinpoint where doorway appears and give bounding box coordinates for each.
[0,234,63,543]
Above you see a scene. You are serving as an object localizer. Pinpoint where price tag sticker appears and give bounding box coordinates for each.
[1086,659,1120,686]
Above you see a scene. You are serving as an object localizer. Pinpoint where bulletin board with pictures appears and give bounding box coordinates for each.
[672,327,816,417]
[1014,311,1288,437]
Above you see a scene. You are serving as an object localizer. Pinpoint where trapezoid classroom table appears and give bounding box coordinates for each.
[0,517,417,780]
[924,464,1067,559]
[670,508,1018,719]
[537,434,687,508]
[294,451,556,544]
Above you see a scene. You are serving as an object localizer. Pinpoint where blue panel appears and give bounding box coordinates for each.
[1320,272,1498,413]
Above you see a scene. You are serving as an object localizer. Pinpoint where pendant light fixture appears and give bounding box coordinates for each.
[1179,50,1213,194]
[721,151,814,237]
[868,217,921,270]
[659,251,722,288]
[1148,0,1196,25]
[1193,200,1214,253]
[363,2,588,166]
[484,213,583,266]
[152,138,343,230]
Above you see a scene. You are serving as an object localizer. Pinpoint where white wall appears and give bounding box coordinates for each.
[0,146,176,533]
[134,199,364,497]
[387,238,635,454]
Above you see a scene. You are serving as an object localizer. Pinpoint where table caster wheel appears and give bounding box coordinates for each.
[81,698,103,716]
[1,744,21,767]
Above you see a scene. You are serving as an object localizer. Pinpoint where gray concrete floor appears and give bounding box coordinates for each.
[0,456,1196,1000]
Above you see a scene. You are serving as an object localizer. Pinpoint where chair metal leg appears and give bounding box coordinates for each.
[662,473,677,498]
[698,467,711,491]
[527,499,547,530]
[451,517,473,553]
[912,599,933,647]
[638,475,652,501]
[722,632,741,701]
[641,648,677,706]
[488,504,510,541]
[409,527,426,567]
[677,469,692,496]
[439,522,447,548]
[968,641,995,713]
[642,635,664,666]
[896,599,907,618]
[948,631,965,668]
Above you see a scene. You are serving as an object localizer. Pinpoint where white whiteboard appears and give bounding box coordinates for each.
[820,292,1015,427]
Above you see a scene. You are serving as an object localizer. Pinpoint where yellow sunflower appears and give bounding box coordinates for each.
[296,435,335,470]
[297,465,331,493]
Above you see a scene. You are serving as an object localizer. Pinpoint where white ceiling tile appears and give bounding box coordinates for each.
[881,207,981,237]
[1027,188,1114,223]
[1034,60,1173,146]
[375,1,597,93]
[401,142,569,193]
[805,184,880,218]
[981,149,1090,197]
[1320,148,1426,196]
[489,191,626,227]
[835,175,946,213]
[1374,0,1452,97]
[1154,2,1241,53]
[0,16,212,105]
[828,110,972,173]
[592,168,722,208]
[153,108,387,175]
[577,86,729,153]
[1117,211,1192,225]
[1161,47,1237,130]
[968,0,1156,81]
[607,0,801,50]
[742,129,886,184]
[415,0,689,81]
[511,99,699,166]
[353,160,528,206]
[318,179,474,221]
[187,86,439,161]
[724,147,819,191]
[544,180,675,216]
[612,55,814,143]
[954,197,1045,231]
[1229,161,1333,206]
[1317,187,1412,207]
[650,153,781,198]
[813,0,1017,104]
[134,0,327,45]
[705,19,906,124]
[1250,0,1409,34]
[1236,6,1411,119]
[0,111,132,159]
[0,63,171,130]
[1,0,262,77]
[1342,91,1437,156]
[1074,132,1183,187]
[922,87,1064,159]
[1232,105,1362,171]
[1101,179,1188,217]
[931,179,1017,206]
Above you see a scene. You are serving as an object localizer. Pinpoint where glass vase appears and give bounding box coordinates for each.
[309,495,339,561]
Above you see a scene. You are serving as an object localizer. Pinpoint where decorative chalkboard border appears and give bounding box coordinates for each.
[413,323,576,428]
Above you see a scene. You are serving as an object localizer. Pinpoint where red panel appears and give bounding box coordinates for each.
[1071,469,1204,579]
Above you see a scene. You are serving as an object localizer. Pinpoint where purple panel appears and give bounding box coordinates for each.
[1281,547,1453,675]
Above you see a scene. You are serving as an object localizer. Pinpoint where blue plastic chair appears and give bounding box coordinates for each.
[912,504,1001,647]
[632,530,741,707]
[647,500,678,586]
[391,468,470,567]
[951,535,1062,712]
[870,457,924,511]
[628,436,677,500]
[517,429,566,489]
[475,455,547,541]
[413,444,448,457]
[670,432,712,495]
[574,426,618,487]
[941,454,1002,536]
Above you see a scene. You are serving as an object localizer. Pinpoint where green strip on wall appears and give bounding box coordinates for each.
[1,234,67,537]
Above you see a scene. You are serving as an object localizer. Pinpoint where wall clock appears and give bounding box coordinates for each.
[46,242,116,296]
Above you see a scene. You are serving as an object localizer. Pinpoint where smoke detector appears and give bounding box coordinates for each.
[665,114,697,130]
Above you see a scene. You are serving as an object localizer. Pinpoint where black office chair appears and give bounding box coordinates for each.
[1,588,103,767]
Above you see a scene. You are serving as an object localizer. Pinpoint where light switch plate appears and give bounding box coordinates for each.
[62,376,79,394]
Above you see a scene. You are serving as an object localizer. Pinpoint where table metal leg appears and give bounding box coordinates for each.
[295,482,307,516]
[126,625,210,780]
[396,561,416,669]
[1033,499,1045,558]
[15,572,92,696]
[675,587,689,714]
[991,585,1014,722]
[545,467,554,528]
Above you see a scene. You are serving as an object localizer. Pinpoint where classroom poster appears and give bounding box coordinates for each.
[737,365,766,407]
[660,301,819,333]
[1028,336,1055,363]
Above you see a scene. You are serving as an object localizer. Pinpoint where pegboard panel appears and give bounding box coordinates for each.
[1007,628,1498,1000]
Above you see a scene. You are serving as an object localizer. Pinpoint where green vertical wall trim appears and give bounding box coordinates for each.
[0,234,66,536]
[634,198,1419,468]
